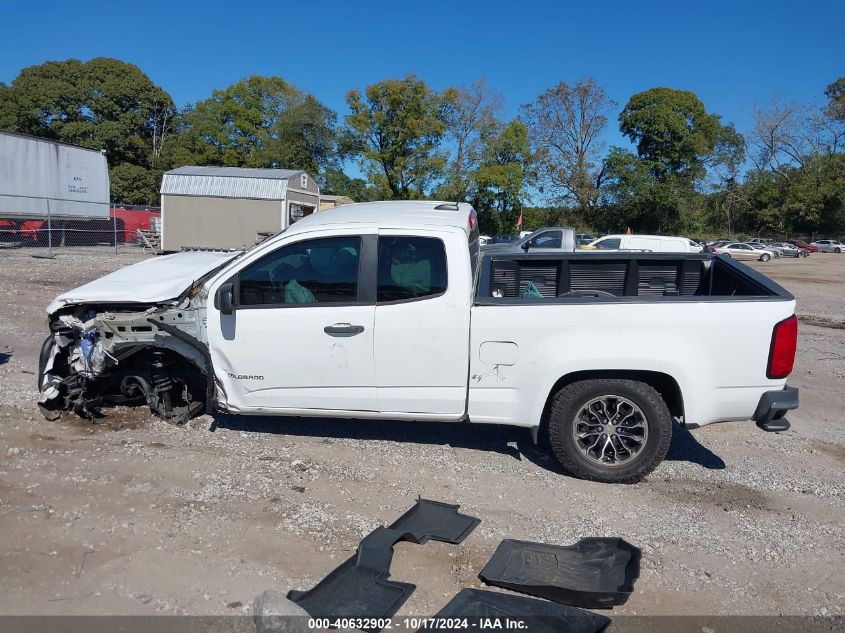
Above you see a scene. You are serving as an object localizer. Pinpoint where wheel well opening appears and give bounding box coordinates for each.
[540,370,685,433]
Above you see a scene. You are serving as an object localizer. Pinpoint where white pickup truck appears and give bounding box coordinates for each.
[41,201,799,483]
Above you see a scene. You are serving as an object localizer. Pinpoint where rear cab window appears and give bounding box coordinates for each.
[377,236,447,302]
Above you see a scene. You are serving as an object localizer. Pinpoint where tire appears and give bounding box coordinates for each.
[760,253,771,262]
[37,334,54,390]
[547,379,673,484]
[835,247,842,254]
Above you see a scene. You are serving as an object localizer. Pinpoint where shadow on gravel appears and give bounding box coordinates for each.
[211,415,724,475]
[211,413,558,466]
[0,351,11,365]
[665,421,726,470]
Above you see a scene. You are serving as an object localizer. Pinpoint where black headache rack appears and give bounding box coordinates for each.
[475,252,793,304]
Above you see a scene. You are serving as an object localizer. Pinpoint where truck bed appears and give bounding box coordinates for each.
[468,251,795,430]
[476,252,792,303]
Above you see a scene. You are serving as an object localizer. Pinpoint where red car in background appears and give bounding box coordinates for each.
[788,240,818,253]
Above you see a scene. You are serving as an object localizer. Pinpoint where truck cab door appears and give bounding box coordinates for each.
[373,229,472,418]
[207,229,378,414]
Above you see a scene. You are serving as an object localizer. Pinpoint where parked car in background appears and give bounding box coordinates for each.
[714,242,775,261]
[581,234,703,253]
[747,242,781,258]
[812,239,844,253]
[704,240,732,253]
[575,233,594,246]
[769,242,806,258]
[788,240,817,253]
[490,234,518,245]
[479,235,492,246]
[483,227,576,253]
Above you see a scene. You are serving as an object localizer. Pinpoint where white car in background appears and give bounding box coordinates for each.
[582,234,703,253]
[812,239,844,253]
[768,242,806,258]
[714,242,775,261]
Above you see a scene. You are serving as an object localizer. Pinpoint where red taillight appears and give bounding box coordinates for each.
[767,315,797,379]
[467,210,476,230]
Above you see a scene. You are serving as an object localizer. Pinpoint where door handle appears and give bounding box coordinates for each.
[324,323,365,336]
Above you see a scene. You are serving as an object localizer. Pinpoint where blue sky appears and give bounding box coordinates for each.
[2,0,842,165]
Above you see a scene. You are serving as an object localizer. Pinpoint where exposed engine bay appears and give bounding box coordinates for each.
[39,295,213,424]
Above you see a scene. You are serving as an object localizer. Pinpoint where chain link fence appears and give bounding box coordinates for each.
[0,204,161,256]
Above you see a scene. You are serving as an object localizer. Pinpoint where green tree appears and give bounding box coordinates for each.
[4,58,175,167]
[619,87,742,181]
[604,88,743,233]
[440,80,502,201]
[472,120,532,226]
[173,75,336,175]
[321,166,380,202]
[109,162,163,207]
[1,58,176,204]
[344,75,450,199]
[0,82,15,130]
[521,77,615,216]
[826,78,845,122]
[745,88,845,236]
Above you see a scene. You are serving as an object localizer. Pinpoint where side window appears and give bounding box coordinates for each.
[529,231,562,249]
[595,238,621,249]
[378,236,447,302]
[238,236,360,306]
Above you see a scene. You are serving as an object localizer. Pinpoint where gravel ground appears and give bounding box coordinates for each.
[0,246,843,619]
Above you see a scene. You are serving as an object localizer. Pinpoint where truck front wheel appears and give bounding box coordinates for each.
[547,379,672,483]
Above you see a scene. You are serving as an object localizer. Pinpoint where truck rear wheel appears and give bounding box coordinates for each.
[547,379,672,483]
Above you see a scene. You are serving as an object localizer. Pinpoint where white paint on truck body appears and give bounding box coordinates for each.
[46,250,240,313]
[45,200,794,434]
[467,300,793,427]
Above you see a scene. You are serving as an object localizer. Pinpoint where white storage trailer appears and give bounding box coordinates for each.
[0,131,110,218]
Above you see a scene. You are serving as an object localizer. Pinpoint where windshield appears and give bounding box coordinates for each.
[183,227,290,299]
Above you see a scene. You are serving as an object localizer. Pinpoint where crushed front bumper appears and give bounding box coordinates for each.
[752,386,799,432]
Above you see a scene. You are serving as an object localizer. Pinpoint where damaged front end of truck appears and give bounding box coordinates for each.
[39,295,212,424]
[38,251,239,424]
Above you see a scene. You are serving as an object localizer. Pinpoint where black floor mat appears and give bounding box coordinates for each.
[425,588,611,633]
[478,538,641,608]
[287,500,479,627]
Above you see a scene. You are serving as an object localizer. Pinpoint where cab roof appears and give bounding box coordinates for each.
[286,200,475,235]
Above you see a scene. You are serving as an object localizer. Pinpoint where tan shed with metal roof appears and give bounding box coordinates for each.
[159,166,320,251]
